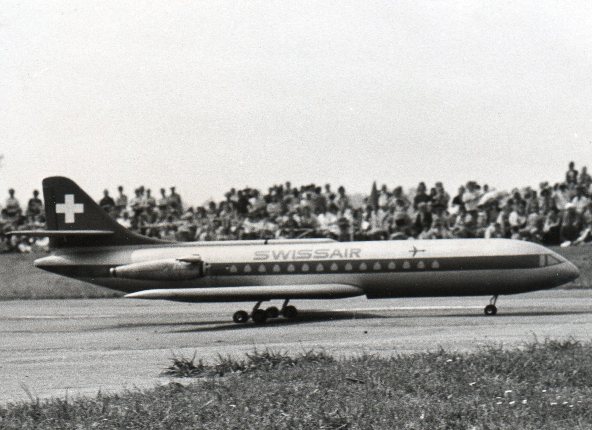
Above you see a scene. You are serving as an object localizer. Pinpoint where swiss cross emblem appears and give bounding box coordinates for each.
[56,194,84,224]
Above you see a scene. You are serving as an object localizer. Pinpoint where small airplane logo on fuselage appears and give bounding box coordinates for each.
[409,245,426,257]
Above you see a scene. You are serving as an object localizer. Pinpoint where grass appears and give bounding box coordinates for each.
[554,245,592,289]
[0,253,120,300]
[164,348,335,377]
[0,244,590,300]
[2,340,592,429]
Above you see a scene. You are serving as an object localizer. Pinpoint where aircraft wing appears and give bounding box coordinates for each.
[124,284,364,302]
[7,230,114,237]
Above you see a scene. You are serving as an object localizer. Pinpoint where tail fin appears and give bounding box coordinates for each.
[39,176,168,248]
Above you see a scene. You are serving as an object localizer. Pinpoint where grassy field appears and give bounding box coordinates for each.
[0,253,119,300]
[1,340,592,429]
[0,245,591,300]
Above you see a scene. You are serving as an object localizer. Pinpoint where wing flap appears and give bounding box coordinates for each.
[125,284,364,302]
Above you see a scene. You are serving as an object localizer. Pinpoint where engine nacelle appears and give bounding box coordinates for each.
[110,259,206,281]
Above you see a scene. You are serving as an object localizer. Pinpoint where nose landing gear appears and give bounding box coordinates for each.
[484,295,498,316]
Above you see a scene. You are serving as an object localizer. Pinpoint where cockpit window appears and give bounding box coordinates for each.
[546,255,562,266]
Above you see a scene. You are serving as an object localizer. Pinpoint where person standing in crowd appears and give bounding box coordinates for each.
[322,184,333,201]
[579,166,592,189]
[26,190,43,217]
[413,182,431,210]
[235,190,251,216]
[115,186,128,215]
[392,186,410,210]
[157,188,168,213]
[413,202,433,237]
[168,186,182,214]
[462,181,481,215]
[378,184,389,208]
[336,186,350,211]
[5,189,22,220]
[99,189,116,213]
[145,189,156,209]
[431,181,450,215]
[451,185,465,214]
[129,188,143,216]
[566,161,578,185]
[311,186,327,214]
[495,203,512,238]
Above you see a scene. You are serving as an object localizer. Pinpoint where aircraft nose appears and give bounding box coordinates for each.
[564,260,580,282]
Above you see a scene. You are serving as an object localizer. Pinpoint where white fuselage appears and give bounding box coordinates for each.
[35,238,579,302]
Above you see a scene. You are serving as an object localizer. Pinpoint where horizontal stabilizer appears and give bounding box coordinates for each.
[125,284,364,302]
[8,230,114,237]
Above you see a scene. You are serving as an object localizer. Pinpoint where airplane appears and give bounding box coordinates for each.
[12,177,580,324]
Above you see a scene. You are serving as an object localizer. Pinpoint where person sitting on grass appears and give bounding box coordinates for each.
[560,203,582,247]
[572,202,592,246]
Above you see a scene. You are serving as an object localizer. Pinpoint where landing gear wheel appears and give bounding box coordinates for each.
[252,309,268,324]
[233,310,249,323]
[282,305,298,319]
[265,306,279,319]
[484,304,497,316]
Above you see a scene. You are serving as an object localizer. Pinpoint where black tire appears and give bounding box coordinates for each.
[233,310,249,323]
[265,306,280,319]
[282,305,298,319]
[484,304,497,316]
[252,309,268,324]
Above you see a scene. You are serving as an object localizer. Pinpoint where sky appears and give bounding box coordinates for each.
[1,1,591,205]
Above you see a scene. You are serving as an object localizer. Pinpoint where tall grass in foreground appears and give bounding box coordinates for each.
[2,339,592,429]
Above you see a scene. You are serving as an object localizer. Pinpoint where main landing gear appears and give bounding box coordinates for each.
[232,299,299,324]
[484,295,498,316]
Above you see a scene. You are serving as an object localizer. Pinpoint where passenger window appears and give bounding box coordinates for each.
[316,264,324,272]
[302,263,310,272]
[359,262,367,271]
[273,264,281,273]
[287,264,295,272]
[330,263,338,271]
[388,261,396,270]
[244,264,252,273]
[373,262,382,270]
[345,263,353,271]
[258,264,266,273]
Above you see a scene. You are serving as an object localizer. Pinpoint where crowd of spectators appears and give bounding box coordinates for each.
[2,161,592,252]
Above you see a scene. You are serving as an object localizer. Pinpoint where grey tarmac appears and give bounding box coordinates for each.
[1,289,591,404]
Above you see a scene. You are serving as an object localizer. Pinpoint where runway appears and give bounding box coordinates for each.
[1,289,591,404]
